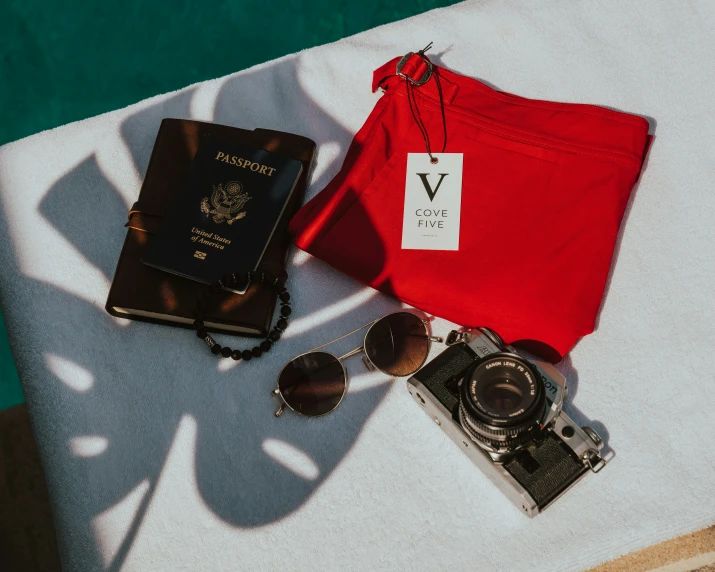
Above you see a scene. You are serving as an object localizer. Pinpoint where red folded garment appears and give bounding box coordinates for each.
[289,55,651,360]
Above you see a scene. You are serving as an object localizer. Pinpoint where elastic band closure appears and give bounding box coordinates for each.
[127,200,165,220]
[126,201,165,234]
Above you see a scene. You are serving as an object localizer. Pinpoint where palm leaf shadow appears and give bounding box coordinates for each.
[1,55,400,571]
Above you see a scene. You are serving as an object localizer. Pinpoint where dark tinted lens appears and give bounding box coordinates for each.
[278,351,346,416]
[482,377,525,413]
[364,312,429,376]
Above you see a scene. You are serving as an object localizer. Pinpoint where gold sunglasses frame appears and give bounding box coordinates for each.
[272,311,442,418]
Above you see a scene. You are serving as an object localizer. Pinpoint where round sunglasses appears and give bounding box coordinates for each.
[272,312,442,417]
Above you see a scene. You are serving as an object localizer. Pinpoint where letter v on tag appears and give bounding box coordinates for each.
[416,173,449,202]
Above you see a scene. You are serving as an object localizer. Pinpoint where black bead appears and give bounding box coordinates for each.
[222,274,233,287]
[221,346,232,358]
[242,349,253,361]
[196,328,208,339]
[231,350,242,361]
[276,318,288,331]
[279,291,291,303]
[193,319,204,330]
[211,344,222,355]
[280,305,292,317]
[260,340,272,352]
[268,329,281,342]
[211,282,222,293]
[252,346,263,358]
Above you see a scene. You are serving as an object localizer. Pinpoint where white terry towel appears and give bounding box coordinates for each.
[0,1,714,570]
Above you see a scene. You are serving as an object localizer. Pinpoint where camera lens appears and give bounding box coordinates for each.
[459,354,546,451]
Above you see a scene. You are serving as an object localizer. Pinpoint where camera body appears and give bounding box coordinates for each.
[407,328,606,517]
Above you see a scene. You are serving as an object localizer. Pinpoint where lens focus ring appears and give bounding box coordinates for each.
[459,400,540,449]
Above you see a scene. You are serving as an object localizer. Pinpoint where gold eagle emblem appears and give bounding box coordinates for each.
[200,181,251,224]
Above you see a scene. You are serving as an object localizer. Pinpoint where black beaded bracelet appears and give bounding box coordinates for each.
[192,270,291,362]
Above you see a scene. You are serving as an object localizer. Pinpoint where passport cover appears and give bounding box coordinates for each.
[106,119,316,336]
[143,137,303,290]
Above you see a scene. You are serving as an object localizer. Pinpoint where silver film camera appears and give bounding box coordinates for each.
[407,328,606,517]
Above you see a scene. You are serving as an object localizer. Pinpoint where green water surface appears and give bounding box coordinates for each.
[0,0,460,147]
[0,310,23,411]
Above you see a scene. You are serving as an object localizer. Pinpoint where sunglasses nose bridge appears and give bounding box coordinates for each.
[337,345,365,361]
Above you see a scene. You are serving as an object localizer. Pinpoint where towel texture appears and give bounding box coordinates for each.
[0,1,713,571]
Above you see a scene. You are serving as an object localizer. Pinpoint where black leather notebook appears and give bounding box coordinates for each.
[106,120,316,337]
[143,136,303,291]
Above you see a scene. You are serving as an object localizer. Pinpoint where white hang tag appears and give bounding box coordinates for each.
[401,153,463,250]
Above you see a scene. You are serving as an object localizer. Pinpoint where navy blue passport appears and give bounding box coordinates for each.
[143,137,303,291]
